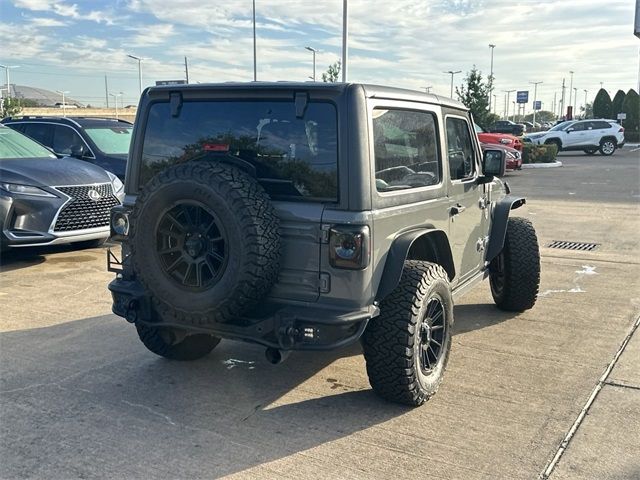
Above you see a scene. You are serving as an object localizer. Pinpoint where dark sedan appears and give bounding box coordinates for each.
[0,125,124,250]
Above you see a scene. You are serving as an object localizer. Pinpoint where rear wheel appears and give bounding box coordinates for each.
[362,261,453,407]
[599,138,616,156]
[490,217,540,311]
[136,323,220,360]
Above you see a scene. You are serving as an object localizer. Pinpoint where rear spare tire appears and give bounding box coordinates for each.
[130,162,280,325]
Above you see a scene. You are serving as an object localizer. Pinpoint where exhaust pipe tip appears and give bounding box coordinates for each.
[265,347,290,365]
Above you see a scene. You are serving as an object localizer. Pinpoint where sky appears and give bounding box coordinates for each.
[0,0,638,116]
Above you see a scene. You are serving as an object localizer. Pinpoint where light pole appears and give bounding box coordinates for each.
[341,0,348,82]
[444,70,461,98]
[583,89,588,118]
[0,64,19,99]
[305,46,317,81]
[493,94,497,113]
[512,101,516,122]
[422,86,433,93]
[56,90,69,117]
[504,89,515,120]
[109,92,123,119]
[573,87,578,118]
[530,81,543,128]
[127,54,143,96]
[488,44,496,112]
[252,0,257,81]
[568,70,574,112]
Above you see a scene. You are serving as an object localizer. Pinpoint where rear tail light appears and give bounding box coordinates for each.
[619,127,624,133]
[329,225,370,270]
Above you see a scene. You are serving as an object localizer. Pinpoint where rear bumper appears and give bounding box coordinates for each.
[108,276,378,351]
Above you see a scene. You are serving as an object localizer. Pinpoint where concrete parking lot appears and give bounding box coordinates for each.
[1,147,639,479]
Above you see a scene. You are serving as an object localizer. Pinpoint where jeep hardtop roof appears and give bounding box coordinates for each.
[144,82,467,111]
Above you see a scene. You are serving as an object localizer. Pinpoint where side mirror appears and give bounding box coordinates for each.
[70,144,86,158]
[566,127,574,133]
[482,149,506,179]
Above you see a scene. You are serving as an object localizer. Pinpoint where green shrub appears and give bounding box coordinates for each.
[624,131,640,143]
[522,143,558,163]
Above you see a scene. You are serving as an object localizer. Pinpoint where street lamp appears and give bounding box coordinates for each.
[488,44,496,112]
[573,87,578,118]
[504,89,515,120]
[109,92,123,120]
[0,64,20,99]
[305,46,317,81]
[342,0,348,82]
[252,0,257,81]
[127,54,143,96]
[530,81,543,128]
[422,86,433,93]
[444,70,461,98]
[56,90,70,117]
[568,70,574,110]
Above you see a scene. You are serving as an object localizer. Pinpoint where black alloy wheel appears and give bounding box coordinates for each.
[419,297,447,374]
[489,251,505,299]
[156,201,228,291]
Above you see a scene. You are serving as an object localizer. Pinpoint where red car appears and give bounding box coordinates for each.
[480,142,522,171]
[475,123,523,152]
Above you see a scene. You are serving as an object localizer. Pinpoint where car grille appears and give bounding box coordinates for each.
[53,184,119,232]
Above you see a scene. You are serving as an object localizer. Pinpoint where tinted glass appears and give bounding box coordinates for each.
[23,123,53,146]
[52,125,84,155]
[0,127,56,159]
[570,122,586,131]
[85,126,132,154]
[446,117,475,180]
[141,101,338,201]
[593,121,613,129]
[372,108,440,192]
[549,121,574,131]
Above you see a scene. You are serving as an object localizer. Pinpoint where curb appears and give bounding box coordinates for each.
[521,161,563,169]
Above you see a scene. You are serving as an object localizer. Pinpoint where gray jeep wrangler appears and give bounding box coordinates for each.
[108,82,540,406]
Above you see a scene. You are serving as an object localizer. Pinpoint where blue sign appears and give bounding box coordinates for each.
[516,90,529,103]
[533,100,542,110]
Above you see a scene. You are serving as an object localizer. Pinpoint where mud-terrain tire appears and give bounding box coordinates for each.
[489,217,540,311]
[136,323,220,360]
[130,162,280,325]
[362,261,453,407]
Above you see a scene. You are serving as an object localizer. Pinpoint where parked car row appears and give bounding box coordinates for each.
[0,121,128,252]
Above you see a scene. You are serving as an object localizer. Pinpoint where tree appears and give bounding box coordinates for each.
[322,61,341,83]
[592,88,612,119]
[611,90,626,118]
[1,97,22,117]
[455,66,492,128]
[523,110,556,123]
[580,102,593,119]
[621,89,639,142]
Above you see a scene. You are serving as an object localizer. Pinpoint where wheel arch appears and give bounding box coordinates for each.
[485,195,526,263]
[600,135,618,146]
[375,229,455,302]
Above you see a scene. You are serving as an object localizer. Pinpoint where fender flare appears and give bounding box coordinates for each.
[375,228,454,302]
[485,195,526,263]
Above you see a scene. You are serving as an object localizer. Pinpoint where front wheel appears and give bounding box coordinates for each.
[599,139,616,156]
[362,261,453,407]
[136,323,221,360]
[490,217,540,311]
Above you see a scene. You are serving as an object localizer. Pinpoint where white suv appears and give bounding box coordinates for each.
[525,119,625,156]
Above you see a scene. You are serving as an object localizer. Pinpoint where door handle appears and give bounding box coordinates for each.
[450,203,466,216]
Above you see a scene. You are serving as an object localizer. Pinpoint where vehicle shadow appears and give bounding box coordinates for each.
[1,302,520,478]
[0,242,111,273]
[453,303,515,335]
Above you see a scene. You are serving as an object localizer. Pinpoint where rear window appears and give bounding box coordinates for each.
[140,100,338,201]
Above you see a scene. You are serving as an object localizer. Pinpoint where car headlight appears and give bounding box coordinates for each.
[499,138,511,144]
[107,172,124,195]
[0,183,55,197]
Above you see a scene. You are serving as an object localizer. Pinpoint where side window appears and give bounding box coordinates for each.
[445,117,475,181]
[23,123,53,147]
[372,108,440,192]
[594,121,612,129]
[570,122,586,131]
[52,126,84,155]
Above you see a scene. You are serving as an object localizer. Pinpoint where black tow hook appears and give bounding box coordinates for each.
[265,347,290,365]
